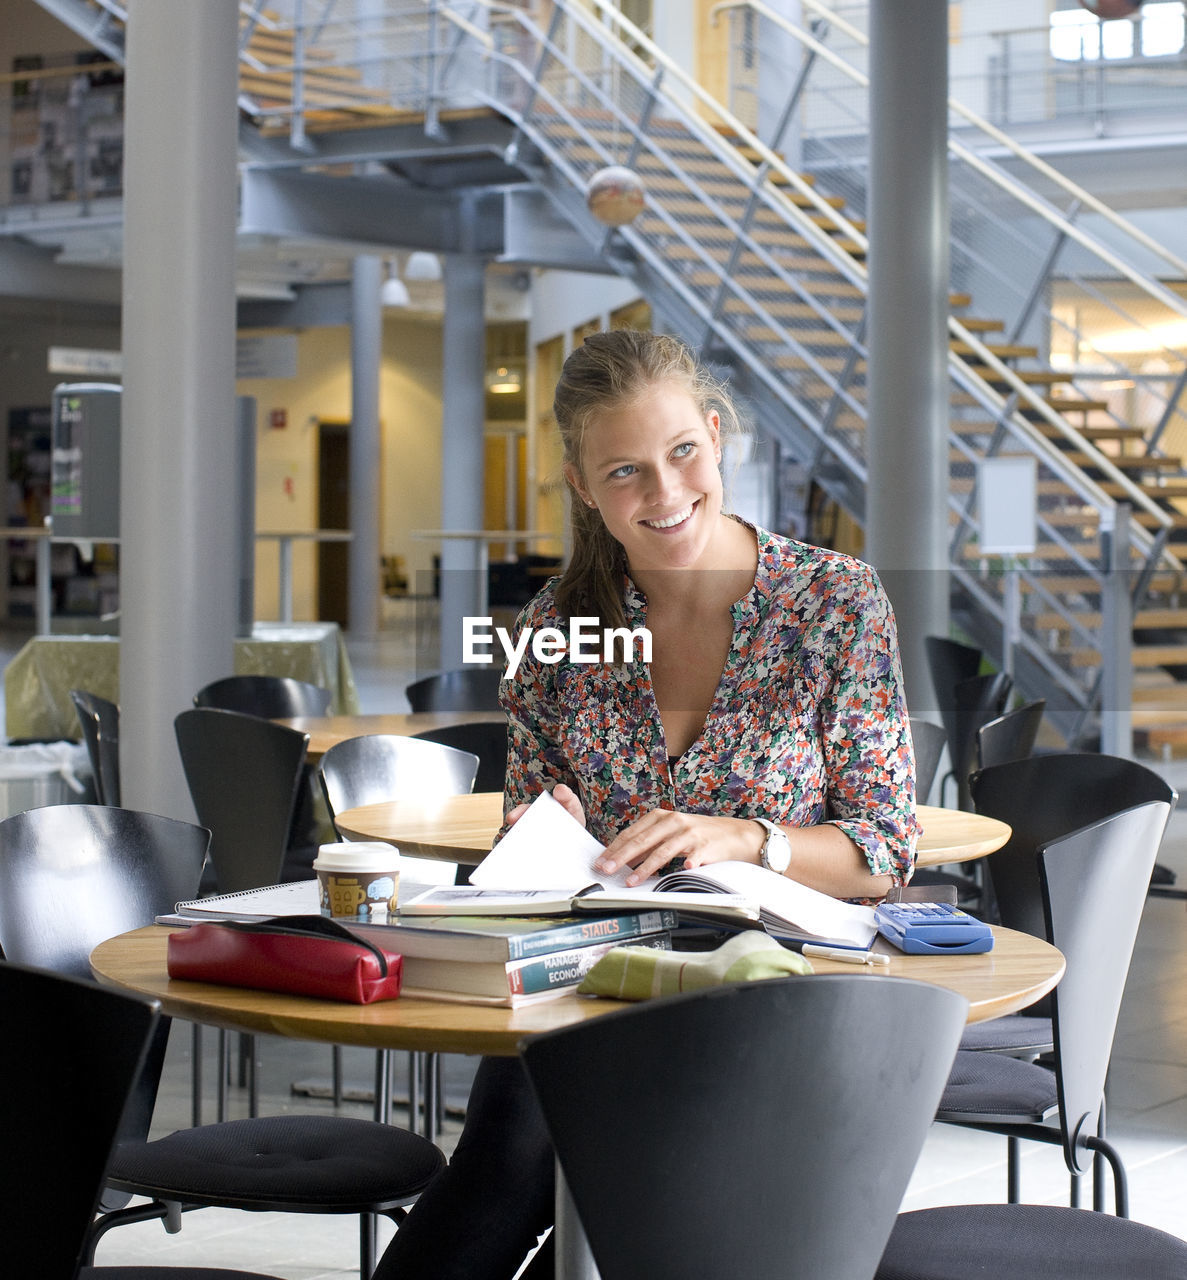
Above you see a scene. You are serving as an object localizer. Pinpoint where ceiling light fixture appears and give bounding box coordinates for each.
[404,251,442,282]
[486,365,523,394]
[381,262,410,308]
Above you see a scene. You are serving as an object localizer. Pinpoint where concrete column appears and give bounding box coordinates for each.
[349,256,382,639]
[120,0,239,816]
[865,0,950,716]
[439,255,486,670]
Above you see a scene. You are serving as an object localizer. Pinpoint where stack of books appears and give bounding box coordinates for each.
[348,909,678,1006]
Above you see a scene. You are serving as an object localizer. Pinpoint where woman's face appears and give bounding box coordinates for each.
[565,381,725,574]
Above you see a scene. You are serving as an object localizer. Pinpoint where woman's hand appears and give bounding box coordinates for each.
[594,809,763,887]
[504,783,587,829]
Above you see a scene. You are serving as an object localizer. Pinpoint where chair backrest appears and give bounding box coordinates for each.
[0,804,209,977]
[318,734,479,829]
[925,635,982,755]
[194,674,333,719]
[970,753,1178,942]
[175,707,309,893]
[405,668,504,713]
[70,687,121,806]
[0,804,208,1164]
[0,962,159,1280]
[950,671,1013,807]
[521,975,968,1280]
[412,720,508,793]
[976,698,1046,771]
[909,717,947,803]
[1040,800,1170,1175]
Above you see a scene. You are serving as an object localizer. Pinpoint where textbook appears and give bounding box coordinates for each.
[461,790,879,950]
[388,931,672,1006]
[349,907,681,963]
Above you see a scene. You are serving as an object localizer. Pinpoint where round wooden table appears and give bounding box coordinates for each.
[334,793,1011,870]
[91,922,1062,1048]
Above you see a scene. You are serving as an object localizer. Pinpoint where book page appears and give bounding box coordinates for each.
[659,861,876,946]
[469,790,633,891]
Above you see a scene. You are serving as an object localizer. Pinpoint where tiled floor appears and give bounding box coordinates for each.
[8,619,1186,1276]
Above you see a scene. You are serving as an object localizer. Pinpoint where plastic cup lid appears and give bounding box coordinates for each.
[312,841,399,871]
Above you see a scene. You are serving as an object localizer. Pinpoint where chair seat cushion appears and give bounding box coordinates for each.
[937,1048,1057,1124]
[958,1014,1053,1056]
[877,1205,1187,1279]
[84,1271,279,1279]
[107,1115,445,1212]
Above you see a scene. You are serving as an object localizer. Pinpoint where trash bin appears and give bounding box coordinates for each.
[0,742,95,818]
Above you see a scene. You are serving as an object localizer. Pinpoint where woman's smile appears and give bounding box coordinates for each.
[641,500,698,532]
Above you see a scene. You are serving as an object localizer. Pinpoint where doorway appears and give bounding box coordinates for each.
[317,420,350,627]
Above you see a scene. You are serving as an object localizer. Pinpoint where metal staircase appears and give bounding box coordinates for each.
[26,0,1187,749]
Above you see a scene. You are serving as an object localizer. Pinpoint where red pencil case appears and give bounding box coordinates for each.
[167,915,403,1004]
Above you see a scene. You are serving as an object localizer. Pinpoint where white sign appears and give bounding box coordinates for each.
[978,456,1037,556]
[236,334,298,380]
[48,346,123,376]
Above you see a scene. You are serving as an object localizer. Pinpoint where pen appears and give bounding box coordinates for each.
[801,944,891,967]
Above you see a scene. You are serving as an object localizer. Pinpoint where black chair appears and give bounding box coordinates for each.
[405,667,503,713]
[193,675,332,883]
[1,961,280,1280]
[521,974,968,1280]
[946,670,1013,809]
[193,675,333,718]
[318,733,480,1137]
[925,634,982,756]
[0,804,445,1277]
[318,733,480,848]
[71,688,121,806]
[175,708,309,893]
[413,720,508,793]
[879,1203,1187,1279]
[937,799,1171,1213]
[976,698,1046,771]
[909,717,947,803]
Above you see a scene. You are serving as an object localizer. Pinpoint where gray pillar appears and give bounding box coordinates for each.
[120,0,239,817]
[439,255,486,670]
[865,0,950,717]
[349,256,382,638]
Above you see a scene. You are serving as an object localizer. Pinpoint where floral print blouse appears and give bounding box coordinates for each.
[498,525,920,888]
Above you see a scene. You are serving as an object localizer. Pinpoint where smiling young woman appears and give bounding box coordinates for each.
[371,330,920,1280]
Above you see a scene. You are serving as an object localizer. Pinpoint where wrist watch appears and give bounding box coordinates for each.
[753,817,792,874]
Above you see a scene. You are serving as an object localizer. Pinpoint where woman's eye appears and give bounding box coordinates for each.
[672,442,694,459]
[608,464,636,480]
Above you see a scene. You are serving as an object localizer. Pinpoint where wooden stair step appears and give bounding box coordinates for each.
[1101,480,1187,499]
[724,297,864,322]
[1063,451,1182,472]
[1035,608,1187,631]
[950,341,1040,361]
[1071,645,1187,668]
[1042,396,1111,415]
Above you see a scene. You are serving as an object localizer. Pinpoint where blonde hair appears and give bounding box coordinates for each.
[553,330,742,636]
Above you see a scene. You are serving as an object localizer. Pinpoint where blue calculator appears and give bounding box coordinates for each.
[874,901,995,955]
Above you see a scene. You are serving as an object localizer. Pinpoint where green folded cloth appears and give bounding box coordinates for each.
[577,930,814,1001]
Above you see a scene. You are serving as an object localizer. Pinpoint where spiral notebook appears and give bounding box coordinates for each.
[155,880,321,927]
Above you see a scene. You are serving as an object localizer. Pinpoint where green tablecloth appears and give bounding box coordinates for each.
[4,622,361,741]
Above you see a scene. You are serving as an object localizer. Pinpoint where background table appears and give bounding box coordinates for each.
[334,794,1011,870]
[278,710,506,761]
[4,622,361,741]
